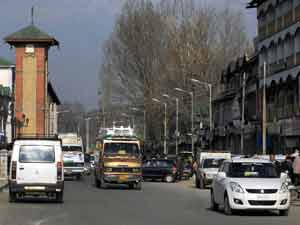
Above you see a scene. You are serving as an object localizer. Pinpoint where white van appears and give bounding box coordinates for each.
[8,137,64,202]
[195,152,231,189]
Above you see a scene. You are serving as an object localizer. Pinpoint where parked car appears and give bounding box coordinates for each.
[8,136,64,203]
[142,159,177,183]
[210,158,290,216]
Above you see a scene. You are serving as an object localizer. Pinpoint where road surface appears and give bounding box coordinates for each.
[0,177,298,225]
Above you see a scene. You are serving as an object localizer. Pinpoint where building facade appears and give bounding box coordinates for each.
[248,0,300,153]
[213,55,259,154]
[4,24,60,137]
[0,57,14,144]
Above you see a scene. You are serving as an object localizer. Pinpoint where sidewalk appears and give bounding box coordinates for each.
[0,178,8,192]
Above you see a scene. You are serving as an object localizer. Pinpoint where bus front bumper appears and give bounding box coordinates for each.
[103,173,142,184]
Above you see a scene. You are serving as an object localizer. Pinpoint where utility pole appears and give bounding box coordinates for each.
[162,94,179,155]
[152,98,168,156]
[191,92,194,156]
[176,98,179,155]
[144,109,146,142]
[241,72,246,155]
[209,84,212,132]
[262,62,267,155]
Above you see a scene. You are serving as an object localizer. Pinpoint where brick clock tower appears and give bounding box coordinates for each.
[4,24,59,136]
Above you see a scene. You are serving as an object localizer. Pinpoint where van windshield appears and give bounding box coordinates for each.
[104,143,139,156]
[19,146,55,163]
[203,158,225,168]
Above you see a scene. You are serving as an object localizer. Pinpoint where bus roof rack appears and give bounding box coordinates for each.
[98,127,138,139]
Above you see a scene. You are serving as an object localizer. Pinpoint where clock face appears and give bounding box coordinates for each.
[25,45,35,54]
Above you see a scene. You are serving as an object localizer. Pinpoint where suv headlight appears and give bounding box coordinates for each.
[230,182,244,193]
[279,183,289,193]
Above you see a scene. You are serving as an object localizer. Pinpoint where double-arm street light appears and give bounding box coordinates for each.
[152,98,168,155]
[162,94,179,155]
[131,107,146,141]
[174,88,194,155]
[190,78,213,132]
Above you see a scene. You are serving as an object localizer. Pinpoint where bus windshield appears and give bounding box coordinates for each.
[104,143,139,156]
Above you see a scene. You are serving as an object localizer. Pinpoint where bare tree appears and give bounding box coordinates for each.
[99,0,252,142]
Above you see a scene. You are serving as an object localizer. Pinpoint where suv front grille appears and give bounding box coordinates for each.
[246,189,278,194]
[112,168,131,173]
[248,200,276,206]
[105,167,140,173]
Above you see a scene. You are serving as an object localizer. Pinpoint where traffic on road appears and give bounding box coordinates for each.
[1,126,299,224]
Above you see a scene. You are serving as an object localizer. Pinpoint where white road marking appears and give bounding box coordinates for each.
[31,213,67,225]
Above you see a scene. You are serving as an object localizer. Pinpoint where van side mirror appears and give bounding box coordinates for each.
[218,172,226,179]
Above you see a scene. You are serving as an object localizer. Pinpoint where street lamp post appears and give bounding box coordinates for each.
[174,88,194,155]
[85,117,91,153]
[152,98,168,155]
[163,94,179,155]
[262,62,267,155]
[190,78,213,132]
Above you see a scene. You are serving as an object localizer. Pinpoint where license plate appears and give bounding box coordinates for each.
[24,186,45,191]
[118,175,128,182]
[256,194,271,200]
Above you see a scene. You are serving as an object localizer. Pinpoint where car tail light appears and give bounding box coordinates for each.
[172,166,177,174]
[11,161,17,180]
[57,162,63,180]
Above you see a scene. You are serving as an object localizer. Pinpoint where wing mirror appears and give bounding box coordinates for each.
[280,172,287,180]
[217,172,226,179]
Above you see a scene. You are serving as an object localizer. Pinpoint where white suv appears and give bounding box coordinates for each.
[211,158,290,216]
[8,137,64,202]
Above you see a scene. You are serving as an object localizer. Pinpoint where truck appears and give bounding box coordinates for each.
[195,152,231,189]
[94,127,142,189]
[58,133,85,180]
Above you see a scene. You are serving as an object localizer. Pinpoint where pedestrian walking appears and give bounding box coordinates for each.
[281,156,294,182]
[293,155,300,186]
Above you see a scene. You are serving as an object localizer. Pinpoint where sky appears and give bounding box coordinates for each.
[0,0,257,110]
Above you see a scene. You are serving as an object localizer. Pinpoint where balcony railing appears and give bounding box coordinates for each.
[259,9,299,41]
[296,5,300,21]
[277,17,283,32]
[268,104,298,121]
[284,11,293,28]
[296,52,300,65]
[286,55,294,68]
[258,25,267,39]
[267,21,276,35]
